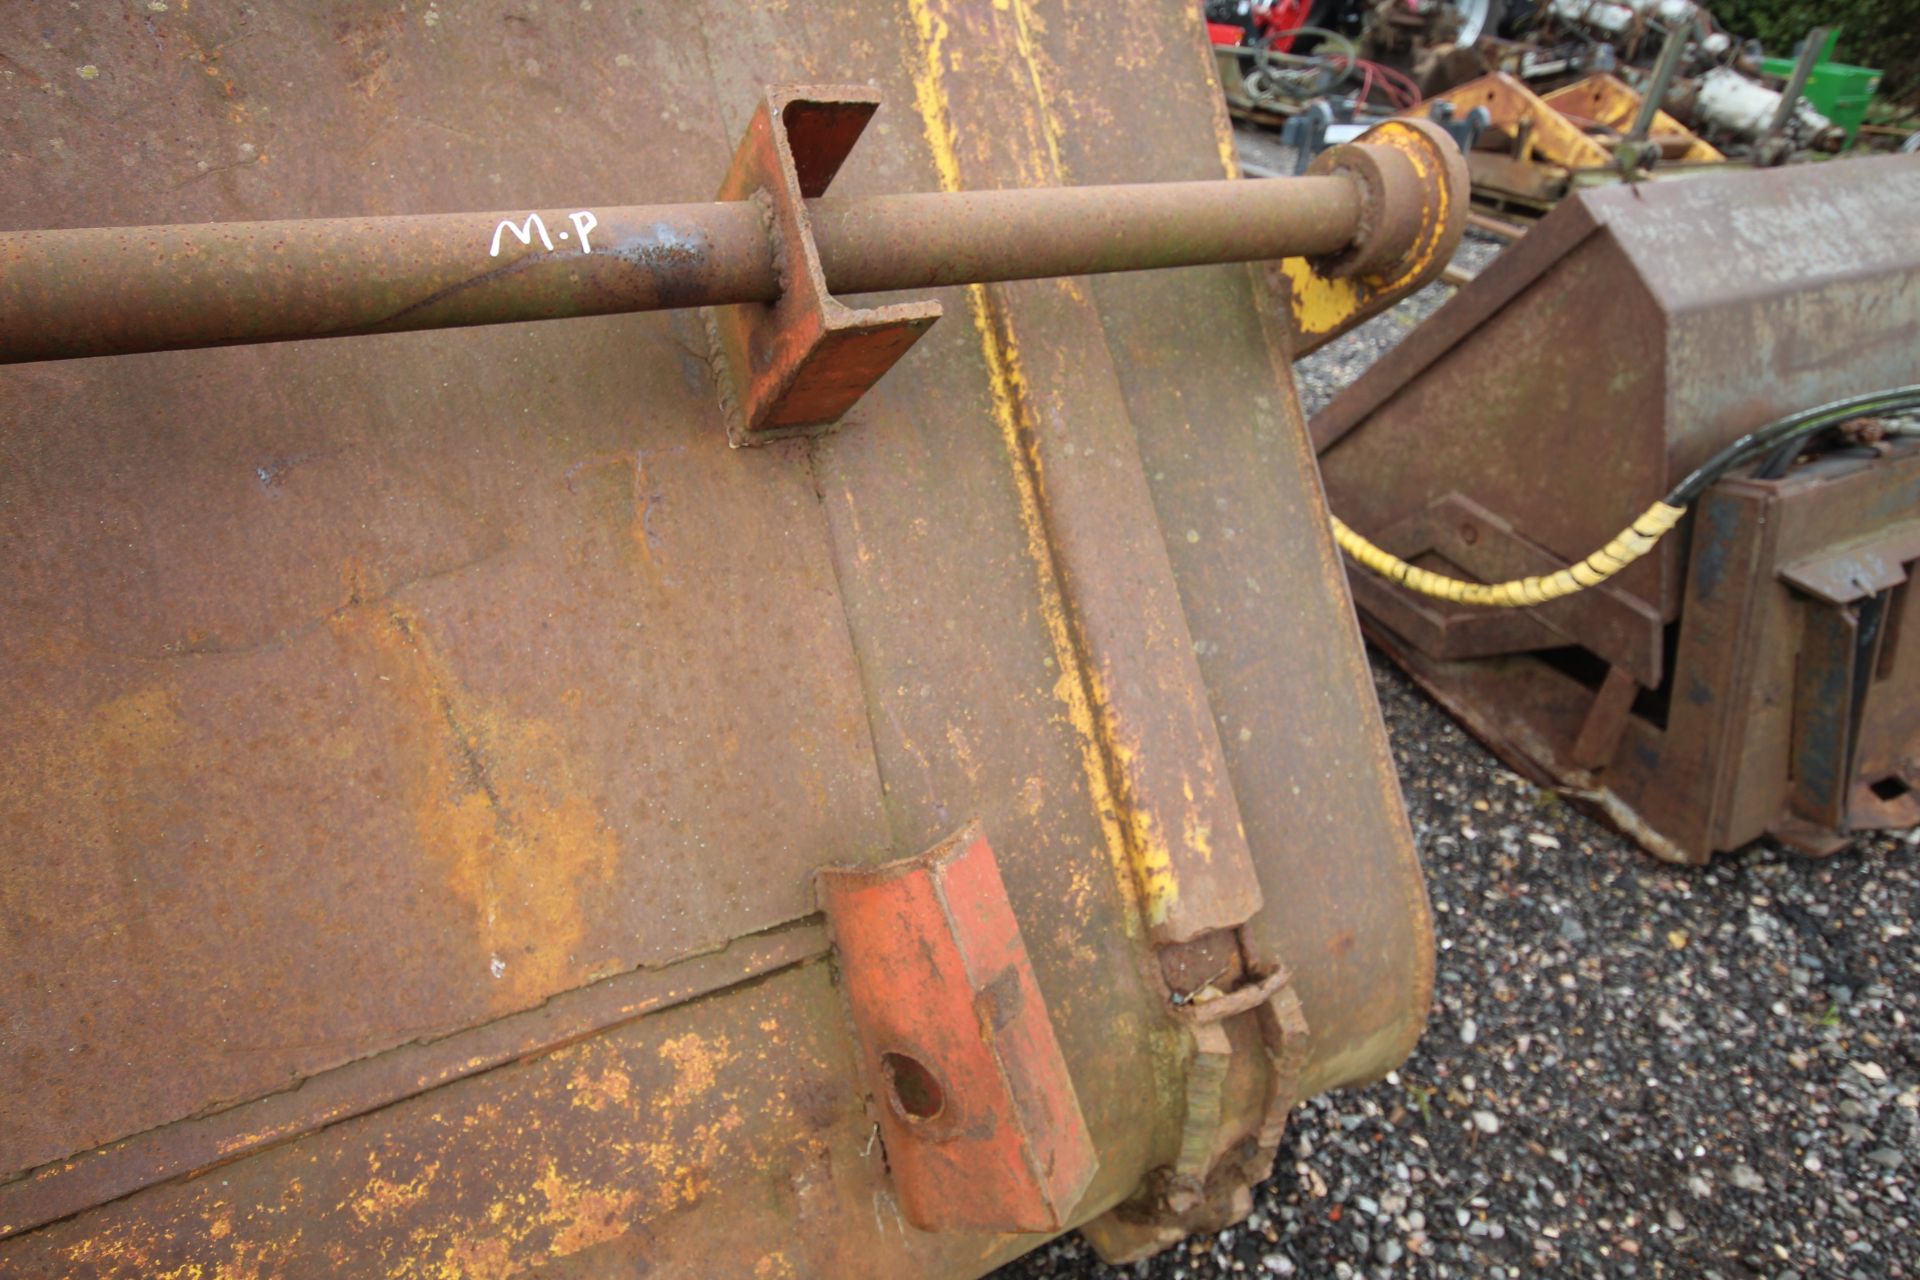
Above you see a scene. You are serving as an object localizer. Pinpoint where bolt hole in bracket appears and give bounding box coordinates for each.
[881,1051,947,1122]
[704,86,943,446]
[815,824,1097,1233]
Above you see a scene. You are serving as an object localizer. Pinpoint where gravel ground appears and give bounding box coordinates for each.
[992,123,1920,1280]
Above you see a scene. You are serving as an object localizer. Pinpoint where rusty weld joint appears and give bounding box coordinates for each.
[1169,964,1290,1026]
[1083,935,1313,1265]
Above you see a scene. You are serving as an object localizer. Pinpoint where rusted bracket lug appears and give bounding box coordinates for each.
[705,86,942,446]
[1308,118,1467,283]
[815,823,1097,1233]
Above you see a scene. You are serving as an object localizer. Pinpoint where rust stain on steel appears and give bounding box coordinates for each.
[816,825,1097,1232]
[1317,155,1920,862]
[330,599,621,1005]
[0,922,826,1241]
[0,309,893,1180]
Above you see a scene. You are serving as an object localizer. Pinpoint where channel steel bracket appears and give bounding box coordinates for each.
[704,86,943,446]
[815,824,1096,1233]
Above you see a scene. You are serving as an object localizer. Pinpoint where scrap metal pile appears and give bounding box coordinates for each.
[1210,0,1900,208]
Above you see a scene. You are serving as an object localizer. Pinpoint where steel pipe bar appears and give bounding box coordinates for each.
[0,205,777,364]
[0,175,1363,364]
[810,178,1361,294]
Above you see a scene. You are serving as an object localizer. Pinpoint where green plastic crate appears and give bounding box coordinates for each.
[1758,54,1883,143]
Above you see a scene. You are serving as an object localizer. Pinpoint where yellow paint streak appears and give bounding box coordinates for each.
[1180,776,1215,865]
[1093,708,1179,923]
[438,1235,512,1280]
[1006,0,1066,183]
[908,0,1165,933]
[57,1209,302,1280]
[1280,257,1364,338]
[977,300,1166,930]
[1192,0,1242,178]
[1385,131,1445,281]
[1278,121,1464,344]
[534,1162,640,1257]
[410,1078,741,1277]
[566,1063,632,1112]
[906,0,963,189]
[944,723,981,785]
[350,1161,440,1225]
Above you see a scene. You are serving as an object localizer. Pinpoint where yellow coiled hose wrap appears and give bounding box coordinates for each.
[1331,501,1686,608]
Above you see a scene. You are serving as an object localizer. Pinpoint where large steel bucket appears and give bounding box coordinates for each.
[1316,156,1920,863]
[0,4,1434,1274]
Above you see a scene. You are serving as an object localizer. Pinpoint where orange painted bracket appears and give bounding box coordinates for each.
[1410,72,1612,169]
[1541,74,1725,164]
[704,86,942,445]
[816,824,1098,1233]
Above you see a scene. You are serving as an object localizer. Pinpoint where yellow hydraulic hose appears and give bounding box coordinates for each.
[1328,386,1920,609]
[1330,501,1686,608]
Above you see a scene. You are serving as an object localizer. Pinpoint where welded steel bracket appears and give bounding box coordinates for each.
[1273,118,1468,357]
[705,86,943,446]
[815,824,1096,1233]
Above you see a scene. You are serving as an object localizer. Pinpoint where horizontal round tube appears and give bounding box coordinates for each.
[0,205,780,363]
[810,177,1362,294]
[0,175,1364,364]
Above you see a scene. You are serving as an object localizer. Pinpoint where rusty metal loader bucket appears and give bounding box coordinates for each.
[0,5,1463,1276]
[1316,155,1920,864]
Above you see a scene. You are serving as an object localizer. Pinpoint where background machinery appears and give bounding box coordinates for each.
[1316,155,1920,863]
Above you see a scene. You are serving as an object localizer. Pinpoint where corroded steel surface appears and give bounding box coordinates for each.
[815,177,1361,293]
[1317,156,1920,863]
[0,202,776,361]
[0,3,1431,1275]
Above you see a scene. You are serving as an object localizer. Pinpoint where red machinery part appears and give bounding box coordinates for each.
[1253,0,1316,52]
